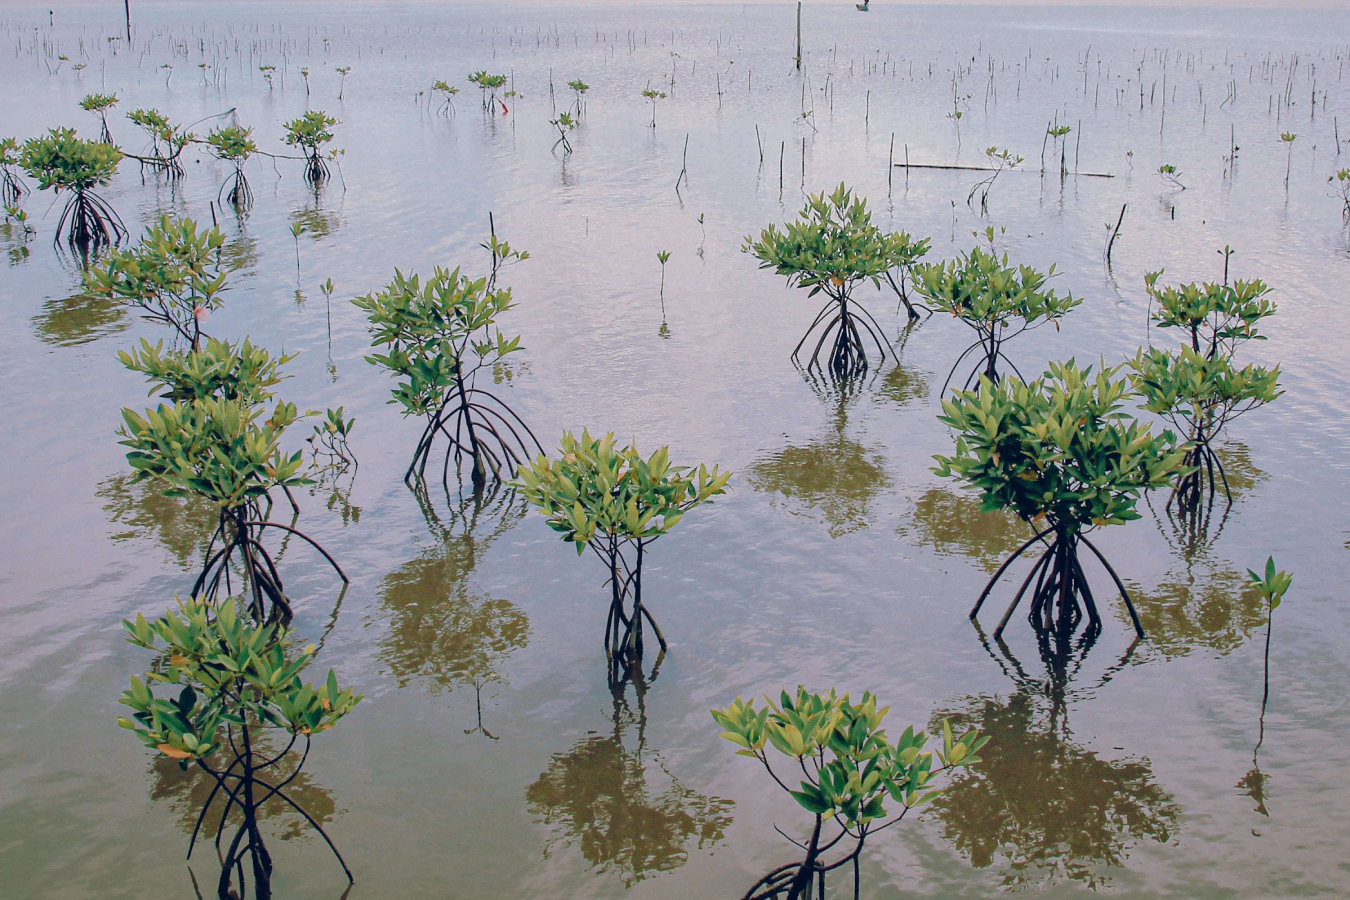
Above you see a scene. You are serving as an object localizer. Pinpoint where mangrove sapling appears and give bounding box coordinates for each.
[967,147,1023,215]
[118,596,361,900]
[1158,163,1186,191]
[940,361,1184,640]
[432,80,460,115]
[567,78,589,116]
[3,204,35,248]
[469,70,509,112]
[1331,169,1350,221]
[300,66,311,97]
[85,216,225,349]
[126,108,192,177]
[206,125,258,211]
[712,688,986,900]
[0,137,29,205]
[913,246,1080,394]
[118,392,347,622]
[514,430,730,683]
[1135,271,1281,514]
[745,184,911,381]
[282,110,338,186]
[1280,132,1297,191]
[551,111,577,155]
[642,88,666,128]
[882,230,933,321]
[20,128,126,251]
[80,92,119,143]
[333,65,352,100]
[259,65,276,90]
[353,237,539,492]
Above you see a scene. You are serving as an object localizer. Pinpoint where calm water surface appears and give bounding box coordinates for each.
[1,3,1348,897]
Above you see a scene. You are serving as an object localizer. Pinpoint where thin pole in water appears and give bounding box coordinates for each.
[795,2,802,72]
[124,0,131,41]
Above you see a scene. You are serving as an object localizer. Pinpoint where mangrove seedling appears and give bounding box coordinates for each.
[432,80,459,115]
[259,64,276,89]
[353,235,539,492]
[300,66,311,96]
[1247,557,1291,718]
[118,595,360,899]
[1047,124,1072,178]
[20,127,126,251]
[745,183,914,380]
[551,112,576,155]
[657,249,671,296]
[126,108,192,177]
[641,88,666,128]
[469,70,508,111]
[308,407,357,472]
[0,137,29,205]
[566,78,589,116]
[80,92,119,143]
[712,688,985,900]
[913,246,1080,393]
[968,147,1023,214]
[1158,163,1185,191]
[283,110,338,186]
[883,229,933,321]
[207,124,258,210]
[85,215,225,349]
[1134,271,1281,513]
[514,430,730,683]
[290,221,306,277]
[1331,169,1350,221]
[336,65,351,99]
[1279,132,1296,191]
[939,360,1185,640]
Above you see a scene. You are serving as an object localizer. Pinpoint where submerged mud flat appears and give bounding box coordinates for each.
[1,2,1348,898]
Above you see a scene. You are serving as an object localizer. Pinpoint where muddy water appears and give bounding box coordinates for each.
[1,3,1348,898]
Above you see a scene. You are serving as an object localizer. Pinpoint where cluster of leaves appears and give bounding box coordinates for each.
[118,596,360,760]
[79,91,119,113]
[283,110,338,153]
[1143,272,1277,357]
[712,687,986,828]
[118,396,310,509]
[353,266,521,417]
[745,184,931,302]
[914,246,1080,337]
[127,108,192,153]
[1247,557,1292,614]
[934,360,1184,531]
[118,336,293,406]
[206,124,258,163]
[19,127,122,191]
[1129,345,1281,441]
[513,430,730,554]
[85,215,226,346]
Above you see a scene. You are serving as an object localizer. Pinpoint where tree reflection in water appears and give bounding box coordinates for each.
[1123,563,1265,663]
[99,472,219,569]
[749,393,891,539]
[526,675,734,885]
[32,289,128,347]
[1148,442,1267,561]
[933,629,1180,890]
[147,736,341,845]
[377,485,528,738]
[898,486,1031,573]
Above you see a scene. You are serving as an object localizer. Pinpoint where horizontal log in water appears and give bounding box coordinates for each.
[894,162,1114,178]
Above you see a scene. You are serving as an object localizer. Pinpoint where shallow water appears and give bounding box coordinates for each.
[2,3,1349,898]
